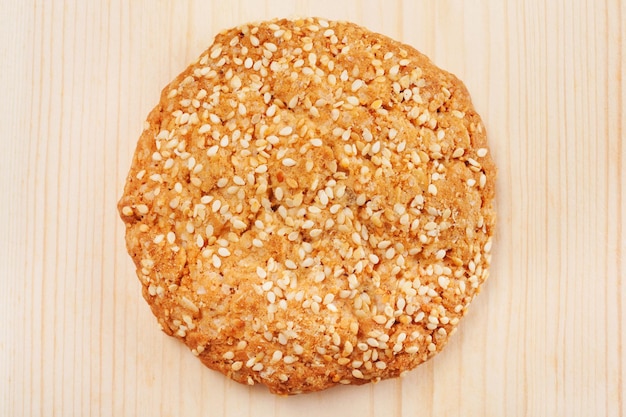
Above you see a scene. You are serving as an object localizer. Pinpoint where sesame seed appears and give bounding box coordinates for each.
[264,42,278,52]
[479,173,487,188]
[169,197,180,209]
[274,187,284,201]
[352,369,364,379]
[346,96,360,106]
[293,344,304,355]
[368,254,380,264]
[207,145,219,157]
[310,138,323,147]
[210,46,222,59]
[405,346,419,354]
[283,356,297,364]
[428,184,438,195]
[271,350,283,363]
[351,79,364,91]
[438,276,450,289]
[282,158,297,167]
[323,293,335,305]
[163,158,175,169]
[209,113,221,124]
[366,337,379,348]
[230,75,242,90]
[288,96,299,109]
[231,361,243,371]
[279,126,293,136]
[232,219,247,229]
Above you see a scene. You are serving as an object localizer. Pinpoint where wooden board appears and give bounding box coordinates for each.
[1,0,624,415]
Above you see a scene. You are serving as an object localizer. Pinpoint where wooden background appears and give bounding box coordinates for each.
[1,0,624,416]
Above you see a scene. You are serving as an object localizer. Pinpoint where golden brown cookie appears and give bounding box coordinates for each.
[118,17,495,395]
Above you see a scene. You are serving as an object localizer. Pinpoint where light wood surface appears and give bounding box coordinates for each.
[1,0,624,416]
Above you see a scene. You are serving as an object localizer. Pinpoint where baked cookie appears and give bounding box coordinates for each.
[118,17,495,395]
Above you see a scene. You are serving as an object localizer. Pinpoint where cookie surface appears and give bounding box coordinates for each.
[118,17,495,395]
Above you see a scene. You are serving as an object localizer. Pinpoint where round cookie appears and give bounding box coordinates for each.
[118,17,495,395]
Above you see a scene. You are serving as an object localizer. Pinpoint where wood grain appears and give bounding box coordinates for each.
[1,0,623,415]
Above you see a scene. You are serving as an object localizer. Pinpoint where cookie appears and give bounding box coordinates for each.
[118,17,496,395]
